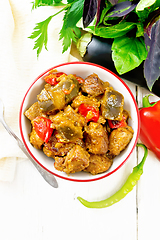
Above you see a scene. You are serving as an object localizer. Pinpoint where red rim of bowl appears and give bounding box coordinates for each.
[19,61,140,182]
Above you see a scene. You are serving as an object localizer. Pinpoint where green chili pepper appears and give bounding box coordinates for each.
[77,143,148,208]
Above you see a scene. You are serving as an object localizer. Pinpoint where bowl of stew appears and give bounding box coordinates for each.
[19,62,140,182]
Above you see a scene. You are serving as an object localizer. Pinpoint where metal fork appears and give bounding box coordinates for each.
[0,98,58,188]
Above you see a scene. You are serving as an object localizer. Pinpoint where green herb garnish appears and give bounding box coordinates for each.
[29,0,160,90]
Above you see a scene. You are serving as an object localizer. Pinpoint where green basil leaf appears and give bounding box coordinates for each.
[136,22,144,37]
[137,1,160,22]
[66,0,85,28]
[136,0,156,11]
[112,36,148,74]
[95,21,136,38]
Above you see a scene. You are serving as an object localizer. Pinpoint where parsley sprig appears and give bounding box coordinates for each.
[29,0,84,57]
[30,0,160,91]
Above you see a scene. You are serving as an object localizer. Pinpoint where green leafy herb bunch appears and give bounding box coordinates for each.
[30,0,160,90]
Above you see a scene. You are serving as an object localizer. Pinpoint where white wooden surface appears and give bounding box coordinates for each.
[0,80,160,240]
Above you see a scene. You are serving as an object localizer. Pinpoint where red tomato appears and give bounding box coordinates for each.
[73,75,85,84]
[108,116,127,129]
[44,72,66,85]
[78,103,99,122]
[33,117,53,143]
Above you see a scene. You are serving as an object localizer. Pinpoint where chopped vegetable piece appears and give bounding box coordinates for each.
[24,102,47,121]
[73,75,85,84]
[139,94,160,160]
[32,116,53,143]
[57,119,83,142]
[78,103,99,122]
[101,89,124,120]
[44,71,66,85]
[37,88,66,114]
[108,115,127,128]
[52,74,80,103]
[37,74,79,114]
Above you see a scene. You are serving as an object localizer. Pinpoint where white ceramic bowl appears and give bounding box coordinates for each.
[19,62,140,182]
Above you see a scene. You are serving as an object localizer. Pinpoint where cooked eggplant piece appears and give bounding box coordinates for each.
[101,88,124,120]
[37,88,66,114]
[50,74,79,103]
[57,119,83,142]
[24,102,47,121]
[37,74,79,114]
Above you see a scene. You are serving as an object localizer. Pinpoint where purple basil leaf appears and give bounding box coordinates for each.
[144,8,160,38]
[95,0,106,27]
[144,19,160,90]
[83,0,97,28]
[108,0,118,4]
[145,25,153,39]
[106,1,138,18]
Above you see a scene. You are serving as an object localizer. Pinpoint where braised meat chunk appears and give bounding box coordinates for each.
[85,154,113,175]
[43,135,85,158]
[81,73,106,96]
[63,105,86,127]
[108,126,134,156]
[29,129,44,149]
[85,122,108,154]
[54,145,90,174]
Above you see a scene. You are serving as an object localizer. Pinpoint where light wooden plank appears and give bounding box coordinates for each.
[0,155,138,240]
[0,81,138,240]
[137,86,160,240]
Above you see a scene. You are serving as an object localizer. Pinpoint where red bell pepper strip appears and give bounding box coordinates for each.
[32,117,53,143]
[73,75,85,84]
[108,115,127,129]
[139,94,160,160]
[78,103,99,122]
[44,72,66,85]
